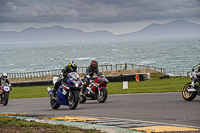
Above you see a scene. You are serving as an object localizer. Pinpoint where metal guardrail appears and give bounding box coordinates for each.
[6,63,200,78]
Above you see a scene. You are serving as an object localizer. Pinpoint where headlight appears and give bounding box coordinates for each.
[75,83,78,87]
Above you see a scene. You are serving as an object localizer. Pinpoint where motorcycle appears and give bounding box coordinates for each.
[79,72,108,103]
[47,72,82,110]
[0,83,11,106]
[182,67,200,101]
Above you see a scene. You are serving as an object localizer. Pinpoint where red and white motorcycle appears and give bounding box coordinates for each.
[79,72,108,103]
[0,83,11,106]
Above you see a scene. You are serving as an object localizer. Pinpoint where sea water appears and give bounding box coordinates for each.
[0,37,200,73]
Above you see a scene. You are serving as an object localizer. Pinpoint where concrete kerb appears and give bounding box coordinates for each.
[1,113,200,133]
[9,115,141,133]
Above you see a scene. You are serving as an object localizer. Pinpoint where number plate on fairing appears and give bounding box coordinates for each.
[3,86,10,92]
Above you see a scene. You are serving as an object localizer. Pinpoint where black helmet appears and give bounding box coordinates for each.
[91,60,98,69]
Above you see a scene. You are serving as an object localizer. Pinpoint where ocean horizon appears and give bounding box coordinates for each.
[0,36,199,75]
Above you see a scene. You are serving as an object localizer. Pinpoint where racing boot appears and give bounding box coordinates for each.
[52,87,56,96]
[191,80,195,88]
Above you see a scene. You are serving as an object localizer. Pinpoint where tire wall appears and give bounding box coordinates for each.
[11,73,149,87]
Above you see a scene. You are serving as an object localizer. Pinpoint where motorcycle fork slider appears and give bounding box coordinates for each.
[80,91,87,97]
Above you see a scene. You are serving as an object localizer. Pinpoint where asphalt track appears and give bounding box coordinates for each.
[1,92,200,132]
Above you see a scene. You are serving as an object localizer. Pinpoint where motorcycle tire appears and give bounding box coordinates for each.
[79,94,87,103]
[182,83,197,101]
[68,91,79,110]
[1,93,8,106]
[50,97,60,109]
[97,88,107,103]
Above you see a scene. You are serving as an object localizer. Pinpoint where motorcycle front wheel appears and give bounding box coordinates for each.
[1,93,8,106]
[68,91,79,109]
[79,94,87,103]
[50,97,60,109]
[97,88,107,103]
[182,83,197,101]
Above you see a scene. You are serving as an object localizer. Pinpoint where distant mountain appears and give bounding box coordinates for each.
[0,26,115,43]
[120,19,200,38]
[0,19,200,43]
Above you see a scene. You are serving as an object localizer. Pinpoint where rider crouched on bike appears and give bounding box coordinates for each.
[0,73,10,85]
[52,61,77,97]
[83,60,99,92]
[0,73,12,90]
[191,67,200,88]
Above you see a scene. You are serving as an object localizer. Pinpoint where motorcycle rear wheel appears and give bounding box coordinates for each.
[97,88,107,103]
[1,93,8,106]
[182,83,197,101]
[50,97,60,109]
[68,91,79,109]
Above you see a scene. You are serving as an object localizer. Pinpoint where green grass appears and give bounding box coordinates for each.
[107,74,191,94]
[9,85,53,99]
[0,115,103,133]
[9,73,191,99]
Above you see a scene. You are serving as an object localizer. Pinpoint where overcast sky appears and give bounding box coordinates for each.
[0,0,200,34]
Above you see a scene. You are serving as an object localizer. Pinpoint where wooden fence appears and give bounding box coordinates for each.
[6,63,200,78]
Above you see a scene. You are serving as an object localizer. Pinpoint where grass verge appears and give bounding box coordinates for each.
[0,115,103,133]
[9,73,191,99]
[108,73,190,94]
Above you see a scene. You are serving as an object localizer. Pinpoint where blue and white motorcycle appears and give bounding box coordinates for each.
[47,72,82,110]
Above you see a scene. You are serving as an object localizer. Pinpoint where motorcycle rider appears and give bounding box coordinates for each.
[85,60,99,80]
[191,67,200,88]
[83,60,99,93]
[0,73,11,91]
[52,60,77,97]
[0,73,10,85]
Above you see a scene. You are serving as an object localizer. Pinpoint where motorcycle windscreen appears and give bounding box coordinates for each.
[68,72,80,80]
[97,72,105,78]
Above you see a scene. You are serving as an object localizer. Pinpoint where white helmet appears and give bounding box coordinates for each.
[2,73,7,79]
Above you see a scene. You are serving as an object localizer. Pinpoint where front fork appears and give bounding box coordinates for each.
[68,89,71,101]
[79,88,86,97]
[97,86,102,96]
[0,92,2,104]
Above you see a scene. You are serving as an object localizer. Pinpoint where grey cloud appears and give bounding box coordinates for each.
[0,0,200,24]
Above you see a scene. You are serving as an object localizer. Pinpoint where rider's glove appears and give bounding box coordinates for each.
[86,75,90,79]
